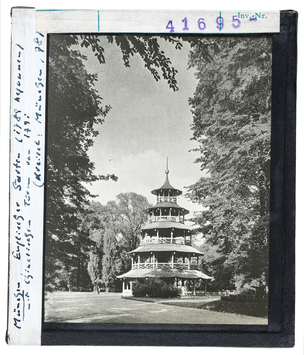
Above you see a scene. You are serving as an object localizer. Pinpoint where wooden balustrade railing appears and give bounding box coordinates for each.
[132,263,199,270]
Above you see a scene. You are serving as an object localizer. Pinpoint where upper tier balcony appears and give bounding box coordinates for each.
[157,196,177,203]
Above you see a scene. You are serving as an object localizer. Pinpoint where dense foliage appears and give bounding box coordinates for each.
[186,37,272,292]
[132,278,180,298]
[45,192,150,292]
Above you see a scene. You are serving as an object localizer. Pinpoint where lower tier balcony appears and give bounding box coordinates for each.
[132,262,199,271]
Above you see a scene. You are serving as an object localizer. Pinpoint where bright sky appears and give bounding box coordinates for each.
[83,36,207,214]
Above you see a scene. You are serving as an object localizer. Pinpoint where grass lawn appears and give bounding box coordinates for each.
[162,299,268,318]
[45,292,267,324]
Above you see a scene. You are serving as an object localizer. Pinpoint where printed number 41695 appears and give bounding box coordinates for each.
[166,15,241,32]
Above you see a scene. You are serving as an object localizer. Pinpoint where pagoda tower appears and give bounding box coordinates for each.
[118,160,211,297]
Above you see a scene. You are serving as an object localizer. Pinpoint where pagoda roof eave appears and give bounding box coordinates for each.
[151,187,182,196]
[129,243,203,255]
[151,173,182,196]
[147,201,189,214]
[142,221,192,231]
[117,268,212,280]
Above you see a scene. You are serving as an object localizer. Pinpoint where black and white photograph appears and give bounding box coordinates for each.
[43,33,272,325]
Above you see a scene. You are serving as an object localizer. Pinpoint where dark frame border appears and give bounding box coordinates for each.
[41,10,297,347]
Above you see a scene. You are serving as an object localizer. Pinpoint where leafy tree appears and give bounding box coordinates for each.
[79,201,112,291]
[100,193,151,286]
[87,249,102,293]
[69,193,151,292]
[45,35,112,292]
[187,37,272,291]
[106,35,182,91]
[116,192,151,251]
[102,227,121,291]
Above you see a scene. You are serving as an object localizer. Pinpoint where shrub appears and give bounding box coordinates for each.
[132,278,180,298]
[221,291,268,303]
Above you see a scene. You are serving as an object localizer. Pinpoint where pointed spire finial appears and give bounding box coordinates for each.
[165,156,169,175]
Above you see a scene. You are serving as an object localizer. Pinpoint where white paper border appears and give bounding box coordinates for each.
[1,2,301,352]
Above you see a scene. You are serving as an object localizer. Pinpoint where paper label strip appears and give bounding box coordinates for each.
[35,10,280,34]
[7,8,46,345]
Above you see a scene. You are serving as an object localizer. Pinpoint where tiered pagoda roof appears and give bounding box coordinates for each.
[117,159,212,284]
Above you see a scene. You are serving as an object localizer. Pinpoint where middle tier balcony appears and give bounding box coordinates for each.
[147,216,184,224]
[140,235,191,246]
